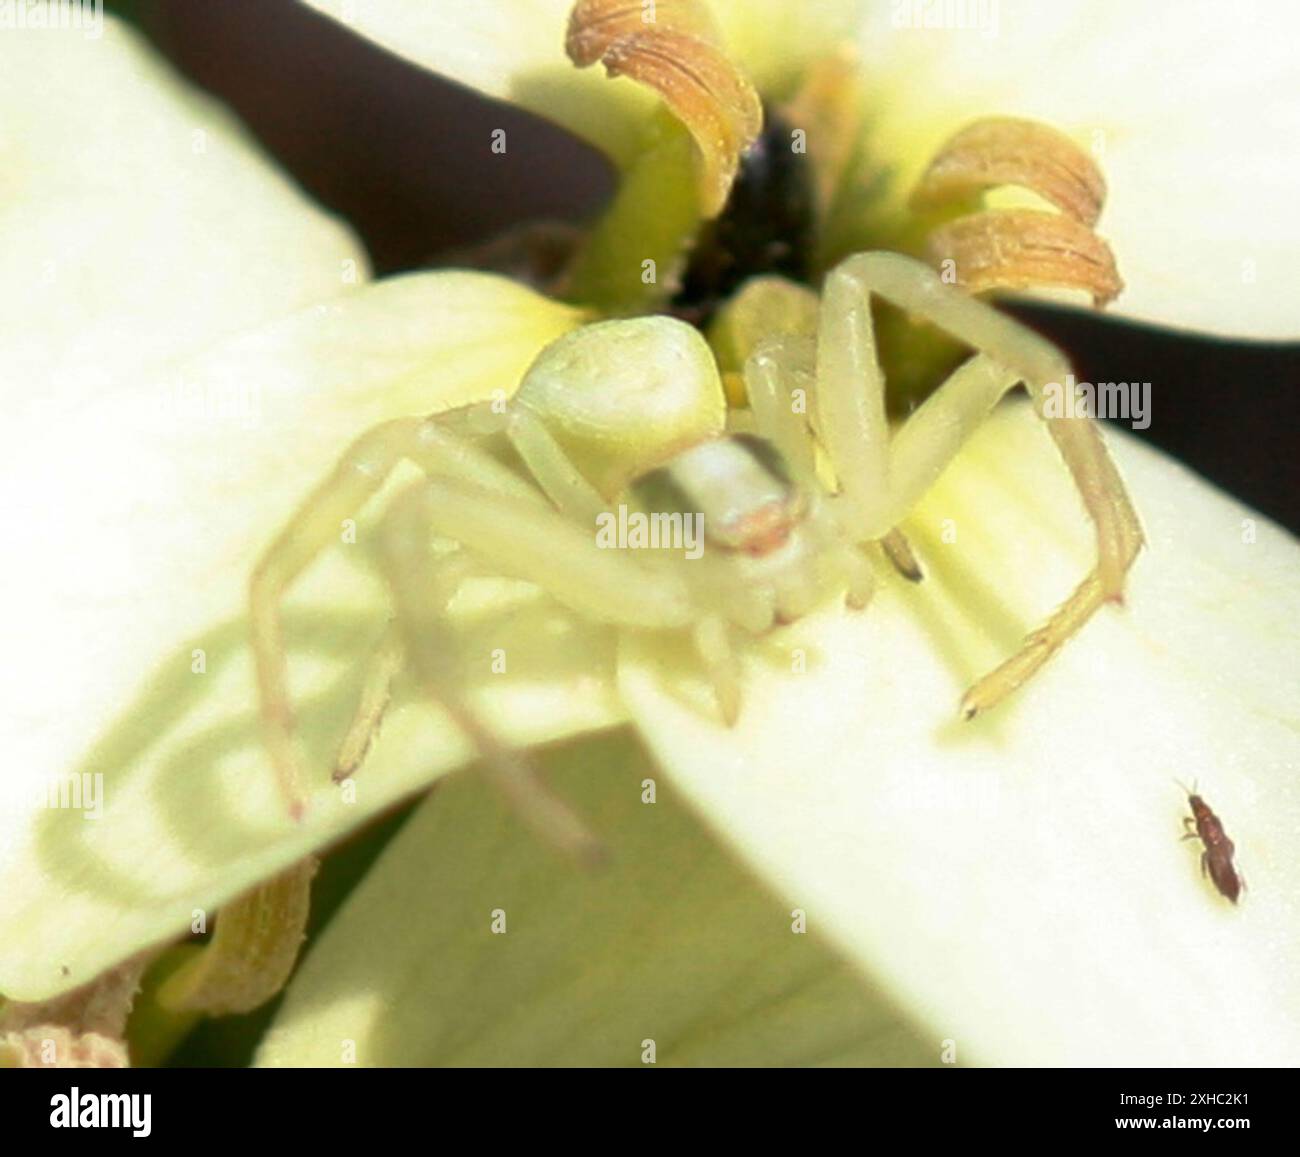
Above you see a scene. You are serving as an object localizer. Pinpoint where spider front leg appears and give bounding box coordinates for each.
[815,251,1144,718]
[745,336,921,586]
[332,621,404,784]
[376,476,696,863]
[325,397,624,785]
[332,542,492,783]
[250,415,552,819]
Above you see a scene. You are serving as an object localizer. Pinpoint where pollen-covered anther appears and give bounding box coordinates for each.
[565,0,721,65]
[913,117,1107,226]
[926,209,1124,307]
[912,116,1122,306]
[565,0,762,216]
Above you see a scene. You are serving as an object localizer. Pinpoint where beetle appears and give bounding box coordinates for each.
[1178,781,1244,904]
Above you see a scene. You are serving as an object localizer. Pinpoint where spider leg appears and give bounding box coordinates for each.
[334,548,485,783]
[693,614,742,725]
[408,398,609,523]
[879,528,923,583]
[744,335,819,486]
[955,417,1143,718]
[250,414,554,819]
[506,406,608,522]
[815,252,1143,718]
[839,545,876,609]
[744,337,908,589]
[380,478,694,864]
[332,622,405,784]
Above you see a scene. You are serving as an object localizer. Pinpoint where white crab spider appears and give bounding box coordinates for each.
[251,251,1143,860]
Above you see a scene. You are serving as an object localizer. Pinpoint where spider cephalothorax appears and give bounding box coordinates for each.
[251,251,1142,860]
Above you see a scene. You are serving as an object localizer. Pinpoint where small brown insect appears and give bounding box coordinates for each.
[1178,782,1245,904]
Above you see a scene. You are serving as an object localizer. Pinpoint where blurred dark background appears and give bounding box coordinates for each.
[110,0,1300,533]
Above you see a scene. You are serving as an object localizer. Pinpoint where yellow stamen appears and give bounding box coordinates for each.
[913,117,1107,227]
[926,209,1124,307]
[566,0,762,216]
[157,857,317,1016]
[913,117,1122,306]
[566,0,721,65]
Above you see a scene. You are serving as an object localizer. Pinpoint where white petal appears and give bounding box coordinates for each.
[857,0,1300,337]
[257,730,933,1066]
[0,16,369,402]
[0,273,609,1002]
[621,401,1300,1065]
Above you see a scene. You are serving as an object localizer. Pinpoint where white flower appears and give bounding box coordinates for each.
[3,3,1299,1067]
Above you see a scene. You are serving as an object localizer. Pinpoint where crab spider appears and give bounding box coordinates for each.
[250,251,1142,860]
